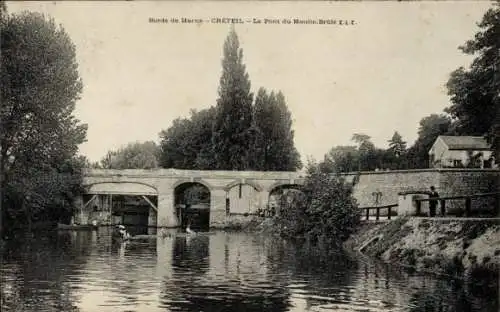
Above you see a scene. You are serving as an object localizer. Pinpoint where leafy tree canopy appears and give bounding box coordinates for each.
[445,3,500,159]
[158,29,302,172]
[100,141,160,169]
[274,161,360,247]
[1,9,87,232]
[211,27,254,170]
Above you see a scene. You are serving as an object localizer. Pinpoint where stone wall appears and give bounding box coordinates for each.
[438,169,499,211]
[344,170,440,208]
[345,169,499,213]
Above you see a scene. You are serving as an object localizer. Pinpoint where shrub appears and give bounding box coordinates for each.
[274,162,361,247]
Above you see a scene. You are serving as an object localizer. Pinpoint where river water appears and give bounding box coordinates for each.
[0,227,497,312]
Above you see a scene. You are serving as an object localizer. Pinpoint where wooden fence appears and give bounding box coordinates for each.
[359,204,398,221]
[414,191,500,217]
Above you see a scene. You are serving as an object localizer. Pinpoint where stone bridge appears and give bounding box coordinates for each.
[80,169,305,227]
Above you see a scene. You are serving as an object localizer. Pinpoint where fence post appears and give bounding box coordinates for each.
[465,198,471,217]
[376,207,380,221]
[387,206,392,220]
[415,200,421,216]
[365,208,369,221]
[440,199,446,217]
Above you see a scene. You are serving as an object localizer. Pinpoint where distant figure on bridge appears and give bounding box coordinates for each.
[428,186,439,217]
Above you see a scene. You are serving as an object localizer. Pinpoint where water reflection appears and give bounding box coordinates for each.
[159,233,291,312]
[0,229,497,312]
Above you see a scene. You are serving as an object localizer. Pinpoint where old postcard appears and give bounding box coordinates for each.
[1,1,498,312]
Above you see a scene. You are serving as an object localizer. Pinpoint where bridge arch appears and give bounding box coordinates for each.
[225,181,262,215]
[174,181,211,230]
[267,183,305,217]
[267,182,304,194]
[85,181,158,195]
[172,179,214,191]
[83,181,158,230]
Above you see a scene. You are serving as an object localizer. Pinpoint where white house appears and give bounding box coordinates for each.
[428,135,496,168]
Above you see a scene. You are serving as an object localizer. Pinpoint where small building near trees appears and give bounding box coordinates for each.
[428,135,496,168]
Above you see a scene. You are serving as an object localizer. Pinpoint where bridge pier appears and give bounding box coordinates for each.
[259,190,270,213]
[148,208,157,227]
[157,193,178,228]
[210,189,228,228]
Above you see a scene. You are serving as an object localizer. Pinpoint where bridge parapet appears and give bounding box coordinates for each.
[83,168,306,180]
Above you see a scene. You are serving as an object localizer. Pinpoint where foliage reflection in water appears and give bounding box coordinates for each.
[0,227,497,312]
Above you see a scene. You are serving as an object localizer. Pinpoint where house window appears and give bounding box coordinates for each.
[453,159,462,167]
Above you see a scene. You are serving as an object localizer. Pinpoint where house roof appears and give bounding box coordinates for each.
[438,135,491,151]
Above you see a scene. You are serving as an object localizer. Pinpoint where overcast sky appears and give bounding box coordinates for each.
[7,1,492,163]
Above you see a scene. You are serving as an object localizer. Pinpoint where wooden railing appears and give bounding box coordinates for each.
[359,204,398,221]
[414,191,500,218]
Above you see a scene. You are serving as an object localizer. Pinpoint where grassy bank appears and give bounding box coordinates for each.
[344,217,500,281]
[210,215,268,232]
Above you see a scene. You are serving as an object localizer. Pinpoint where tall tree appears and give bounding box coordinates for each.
[446,3,500,160]
[407,114,452,168]
[252,88,302,171]
[211,28,254,170]
[274,91,302,171]
[250,88,269,170]
[1,11,87,232]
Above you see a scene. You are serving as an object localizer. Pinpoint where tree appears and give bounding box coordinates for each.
[0,1,6,20]
[446,3,500,160]
[388,131,407,157]
[252,88,302,171]
[274,91,302,170]
[351,133,378,170]
[158,29,301,172]
[1,11,87,233]
[249,88,269,169]
[159,107,216,169]
[384,131,409,169]
[407,114,452,168]
[100,141,160,169]
[100,150,117,169]
[211,27,254,170]
[320,145,359,173]
[275,161,360,247]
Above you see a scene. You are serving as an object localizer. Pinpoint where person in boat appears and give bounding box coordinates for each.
[112,224,130,241]
[186,222,196,235]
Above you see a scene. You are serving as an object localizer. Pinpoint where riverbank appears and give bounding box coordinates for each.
[210,215,267,232]
[344,217,500,280]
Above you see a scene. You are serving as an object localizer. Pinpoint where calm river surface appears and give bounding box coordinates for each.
[1,227,497,312]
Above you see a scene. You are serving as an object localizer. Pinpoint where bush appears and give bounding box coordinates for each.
[274,162,361,247]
